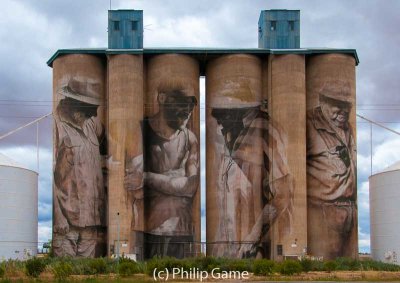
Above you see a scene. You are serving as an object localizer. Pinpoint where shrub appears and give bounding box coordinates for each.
[279,260,302,275]
[215,258,251,272]
[253,259,276,276]
[118,261,139,277]
[146,257,185,275]
[334,257,360,271]
[25,257,47,278]
[0,265,5,277]
[85,258,107,275]
[299,258,313,272]
[225,259,251,272]
[134,260,147,274]
[323,260,337,272]
[52,261,73,281]
[3,260,24,277]
[193,256,221,272]
[361,259,400,271]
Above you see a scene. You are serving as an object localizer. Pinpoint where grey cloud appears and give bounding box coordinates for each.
[38,202,52,222]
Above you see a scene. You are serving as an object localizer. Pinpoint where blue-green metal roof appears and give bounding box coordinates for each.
[47,47,359,67]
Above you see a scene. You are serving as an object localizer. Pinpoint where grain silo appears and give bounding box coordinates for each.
[0,153,38,260]
[47,8,360,260]
[370,161,400,264]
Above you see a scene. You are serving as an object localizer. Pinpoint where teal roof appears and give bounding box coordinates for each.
[47,47,359,67]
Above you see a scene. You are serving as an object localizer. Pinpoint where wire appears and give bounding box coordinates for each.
[357,114,400,136]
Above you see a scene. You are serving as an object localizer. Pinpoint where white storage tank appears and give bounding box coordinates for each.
[370,161,400,264]
[0,153,38,260]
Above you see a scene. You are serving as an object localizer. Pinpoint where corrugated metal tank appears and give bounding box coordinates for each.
[370,161,400,264]
[0,153,38,260]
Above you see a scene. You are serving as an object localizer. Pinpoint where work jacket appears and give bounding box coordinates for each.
[212,108,293,257]
[306,107,357,203]
[54,106,106,229]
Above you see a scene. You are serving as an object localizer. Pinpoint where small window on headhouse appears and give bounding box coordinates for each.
[270,21,277,31]
[132,21,138,31]
[114,21,120,31]
[288,21,295,31]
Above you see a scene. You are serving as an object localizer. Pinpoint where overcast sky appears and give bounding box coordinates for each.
[1,0,400,254]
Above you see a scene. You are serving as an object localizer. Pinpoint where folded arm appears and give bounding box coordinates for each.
[145,131,199,197]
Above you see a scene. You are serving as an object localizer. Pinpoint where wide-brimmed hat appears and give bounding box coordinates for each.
[58,78,102,106]
[210,80,262,109]
[319,80,352,103]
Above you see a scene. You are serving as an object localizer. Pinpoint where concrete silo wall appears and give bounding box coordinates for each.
[206,54,295,259]
[143,54,201,259]
[206,54,263,258]
[306,54,358,260]
[107,54,144,259]
[50,50,358,260]
[267,54,307,260]
[52,54,107,257]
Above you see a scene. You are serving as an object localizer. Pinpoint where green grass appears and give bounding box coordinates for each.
[1,255,400,282]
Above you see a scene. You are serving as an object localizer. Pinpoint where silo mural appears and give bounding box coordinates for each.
[52,54,107,257]
[206,54,294,258]
[49,47,359,260]
[124,54,200,259]
[306,54,358,260]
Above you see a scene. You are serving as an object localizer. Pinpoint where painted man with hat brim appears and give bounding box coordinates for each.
[53,77,106,258]
[124,88,199,259]
[209,81,294,259]
[306,80,358,259]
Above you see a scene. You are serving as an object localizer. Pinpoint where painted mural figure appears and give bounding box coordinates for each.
[307,81,357,259]
[53,78,106,257]
[125,89,199,259]
[211,100,293,259]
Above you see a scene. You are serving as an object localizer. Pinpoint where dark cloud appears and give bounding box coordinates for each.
[38,202,52,222]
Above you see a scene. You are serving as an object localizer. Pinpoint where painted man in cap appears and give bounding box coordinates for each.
[53,78,106,257]
[125,88,199,259]
[210,82,293,259]
[307,80,357,259]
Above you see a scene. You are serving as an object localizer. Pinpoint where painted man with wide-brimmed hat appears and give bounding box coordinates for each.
[307,80,357,259]
[53,78,106,257]
[209,81,293,259]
